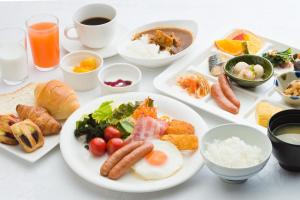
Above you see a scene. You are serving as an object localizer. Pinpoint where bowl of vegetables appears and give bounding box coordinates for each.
[224,55,274,87]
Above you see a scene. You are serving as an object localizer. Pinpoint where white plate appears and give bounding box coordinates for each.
[0,135,59,163]
[117,20,198,68]
[61,24,128,59]
[60,92,207,193]
[153,29,299,133]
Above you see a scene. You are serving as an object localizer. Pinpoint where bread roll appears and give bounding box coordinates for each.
[34,80,80,120]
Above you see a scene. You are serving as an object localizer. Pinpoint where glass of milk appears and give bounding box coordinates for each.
[0,27,28,85]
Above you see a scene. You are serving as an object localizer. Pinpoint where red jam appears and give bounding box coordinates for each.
[104,79,132,87]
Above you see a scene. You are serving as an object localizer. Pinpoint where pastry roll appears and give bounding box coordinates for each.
[11,119,44,153]
[0,114,19,145]
[16,104,61,136]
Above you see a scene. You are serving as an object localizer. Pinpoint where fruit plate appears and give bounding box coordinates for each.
[153,29,299,133]
[60,92,207,193]
[0,135,59,163]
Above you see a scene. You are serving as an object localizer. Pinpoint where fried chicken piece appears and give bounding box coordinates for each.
[161,134,198,150]
[165,120,195,135]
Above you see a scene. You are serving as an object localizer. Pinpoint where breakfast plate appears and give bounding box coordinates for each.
[154,29,300,132]
[61,24,128,59]
[60,92,207,193]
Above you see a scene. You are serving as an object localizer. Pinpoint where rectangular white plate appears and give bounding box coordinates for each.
[0,135,59,163]
[154,29,299,132]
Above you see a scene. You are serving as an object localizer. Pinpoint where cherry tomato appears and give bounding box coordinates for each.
[107,138,124,155]
[104,126,122,141]
[89,137,106,156]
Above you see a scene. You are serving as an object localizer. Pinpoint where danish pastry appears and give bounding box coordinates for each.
[10,119,44,153]
[0,114,19,145]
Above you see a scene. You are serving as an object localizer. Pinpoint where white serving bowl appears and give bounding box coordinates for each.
[98,63,142,94]
[117,20,198,68]
[274,71,300,106]
[60,50,103,91]
[200,123,272,184]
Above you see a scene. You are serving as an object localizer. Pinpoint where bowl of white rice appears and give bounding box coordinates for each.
[117,20,198,68]
[200,123,272,183]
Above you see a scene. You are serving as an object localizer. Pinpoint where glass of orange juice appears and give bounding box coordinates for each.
[26,14,60,71]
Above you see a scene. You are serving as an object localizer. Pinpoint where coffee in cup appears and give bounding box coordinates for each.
[64,3,116,48]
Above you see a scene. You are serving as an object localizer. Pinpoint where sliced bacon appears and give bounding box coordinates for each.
[126,117,168,143]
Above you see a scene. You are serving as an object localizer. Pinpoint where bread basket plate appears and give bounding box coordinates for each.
[60,92,207,193]
[0,83,60,163]
[0,135,59,163]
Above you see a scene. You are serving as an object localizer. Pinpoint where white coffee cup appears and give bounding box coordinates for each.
[64,3,117,48]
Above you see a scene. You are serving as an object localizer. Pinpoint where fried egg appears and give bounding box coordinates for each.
[132,140,183,180]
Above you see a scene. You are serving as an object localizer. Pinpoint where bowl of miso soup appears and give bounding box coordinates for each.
[268,109,300,171]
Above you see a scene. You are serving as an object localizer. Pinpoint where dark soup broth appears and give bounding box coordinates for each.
[274,123,300,145]
[81,17,110,25]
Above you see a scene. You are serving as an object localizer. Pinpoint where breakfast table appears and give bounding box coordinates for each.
[1,0,300,199]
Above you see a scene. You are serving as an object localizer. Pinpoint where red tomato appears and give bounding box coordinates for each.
[104,126,122,141]
[107,138,124,155]
[89,137,106,156]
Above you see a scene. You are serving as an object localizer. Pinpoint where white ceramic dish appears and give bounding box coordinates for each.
[61,24,128,58]
[200,123,272,183]
[118,20,198,68]
[98,63,141,94]
[60,50,103,91]
[274,71,300,106]
[154,29,300,132]
[0,134,59,163]
[60,92,207,193]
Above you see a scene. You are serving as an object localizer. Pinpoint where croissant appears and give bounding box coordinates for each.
[11,119,44,153]
[0,114,19,145]
[16,104,61,136]
[34,80,80,120]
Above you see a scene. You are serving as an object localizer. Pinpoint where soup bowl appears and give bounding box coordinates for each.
[268,109,300,171]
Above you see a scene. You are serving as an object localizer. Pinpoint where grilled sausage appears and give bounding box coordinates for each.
[100,141,144,176]
[211,83,239,114]
[218,74,240,108]
[107,142,154,180]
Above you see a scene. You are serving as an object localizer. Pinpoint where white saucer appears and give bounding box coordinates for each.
[61,24,128,59]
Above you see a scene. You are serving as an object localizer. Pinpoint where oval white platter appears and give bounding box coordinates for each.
[60,92,207,193]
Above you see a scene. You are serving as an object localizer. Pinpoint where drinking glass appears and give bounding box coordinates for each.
[26,14,60,71]
[0,27,28,85]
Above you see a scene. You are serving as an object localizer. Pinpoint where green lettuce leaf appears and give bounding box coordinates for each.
[92,101,113,123]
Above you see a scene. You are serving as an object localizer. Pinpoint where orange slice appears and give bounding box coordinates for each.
[227,29,263,54]
[215,39,245,56]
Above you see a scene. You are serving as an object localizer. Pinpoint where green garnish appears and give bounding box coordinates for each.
[263,48,295,67]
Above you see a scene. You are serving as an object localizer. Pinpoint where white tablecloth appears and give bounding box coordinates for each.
[0,0,300,199]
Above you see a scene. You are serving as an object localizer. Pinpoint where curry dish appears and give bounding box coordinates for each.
[133,27,193,54]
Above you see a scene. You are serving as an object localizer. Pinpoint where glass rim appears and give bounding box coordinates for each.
[0,26,26,34]
[26,14,59,32]
[0,26,26,42]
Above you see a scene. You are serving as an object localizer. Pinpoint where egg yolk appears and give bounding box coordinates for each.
[145,150,167,166]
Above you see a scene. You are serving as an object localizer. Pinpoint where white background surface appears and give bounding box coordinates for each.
[0,0,299,199]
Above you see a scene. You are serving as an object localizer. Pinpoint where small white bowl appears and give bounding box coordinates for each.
[60,50,103,91]
[118,20,198,68]
[98,63,142,94]
[200,123,272,184]
[274,71,300,106]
